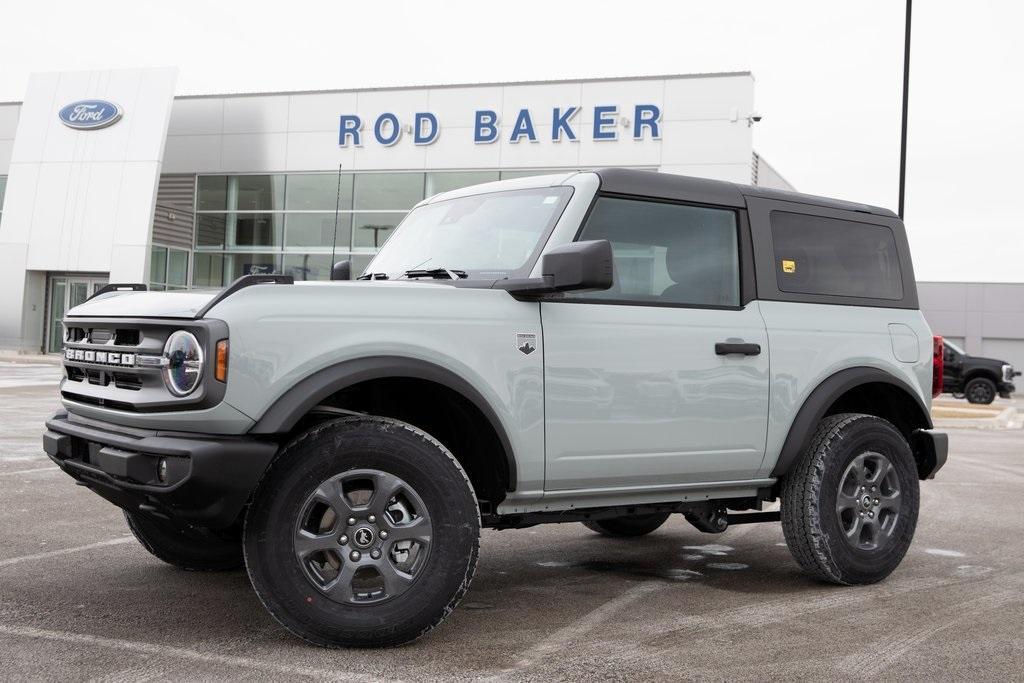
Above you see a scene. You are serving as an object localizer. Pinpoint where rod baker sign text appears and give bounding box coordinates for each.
[338,105,662,147]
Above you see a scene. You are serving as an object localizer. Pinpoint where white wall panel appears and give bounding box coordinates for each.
[284,130,355,172]
[421,127,502,169]
[286,92,358,132]
[221,132,287,171]
[659,119,751,165]
[1,67,177,350]
[223,96,289,134]
[167,98,223,136]
[425,86,502,128]
[163,134,222,173]
[663,75,754,121]
[0,104,20,141]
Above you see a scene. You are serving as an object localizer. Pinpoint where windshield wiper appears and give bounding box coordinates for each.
[356,272,389,281]
[402,268,468,280]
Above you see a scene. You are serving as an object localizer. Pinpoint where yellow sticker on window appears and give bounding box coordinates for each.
[781,259,796,273]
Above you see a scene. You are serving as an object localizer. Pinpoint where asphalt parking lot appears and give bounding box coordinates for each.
[1,360,1022,681]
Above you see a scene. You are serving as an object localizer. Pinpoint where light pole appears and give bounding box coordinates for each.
[898,0,912,219]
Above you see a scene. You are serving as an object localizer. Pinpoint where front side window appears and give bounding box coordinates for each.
[771,211,903,300]
[571,196,740,307]
[366,187,573,279]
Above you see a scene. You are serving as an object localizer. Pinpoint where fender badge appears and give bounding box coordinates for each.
[516,333,537,355]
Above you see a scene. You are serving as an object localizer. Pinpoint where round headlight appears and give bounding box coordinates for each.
[162,331,204,396]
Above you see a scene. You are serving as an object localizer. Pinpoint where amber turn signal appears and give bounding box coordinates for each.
[215,339,229,382]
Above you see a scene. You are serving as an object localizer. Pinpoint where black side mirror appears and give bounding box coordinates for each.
[496,240,613,298]
[330,260,351,281]
[541,240,614,292]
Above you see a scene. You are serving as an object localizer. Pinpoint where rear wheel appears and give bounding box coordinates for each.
[243,416,480,647]
[124,511,243,571]
[583,512,671,538]
[781,413,919,585]
[965,377,997,404]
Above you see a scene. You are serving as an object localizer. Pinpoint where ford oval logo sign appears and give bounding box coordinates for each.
[58,100,123,130]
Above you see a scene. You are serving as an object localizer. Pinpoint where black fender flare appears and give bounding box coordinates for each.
[771,366,932,478]
[248,356,517,490]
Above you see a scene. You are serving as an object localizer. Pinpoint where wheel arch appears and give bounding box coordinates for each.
[772,367,934,480]
[249,356,518,496]
[963,369,999,385]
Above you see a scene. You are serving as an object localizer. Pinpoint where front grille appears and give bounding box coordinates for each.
[90,328,113,344]
[112,373,143,391]
[114,329,140,346]
[60,316,228,414]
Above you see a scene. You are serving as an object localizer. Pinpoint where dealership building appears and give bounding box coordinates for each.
[0,68,792,353]
[1,67,1021,372]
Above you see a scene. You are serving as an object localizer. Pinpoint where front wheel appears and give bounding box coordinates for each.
[781,413,919,585]
[583,512,671,538]
[964,377,997,404]
[243,416,480,648]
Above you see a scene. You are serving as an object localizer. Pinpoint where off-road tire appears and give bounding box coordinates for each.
[780,413,919,585]
[583,512,671,538]
[243,416,480,648]
[124,511,243,571]
[964,377,997,404]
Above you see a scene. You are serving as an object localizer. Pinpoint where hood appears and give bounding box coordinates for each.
[963,353,1011,369]
[66,289,220,319]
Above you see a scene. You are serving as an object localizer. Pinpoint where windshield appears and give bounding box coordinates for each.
[364,186,573,279]
[944,339,966,355]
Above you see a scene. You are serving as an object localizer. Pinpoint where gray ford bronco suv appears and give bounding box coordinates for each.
[43,169,947,647]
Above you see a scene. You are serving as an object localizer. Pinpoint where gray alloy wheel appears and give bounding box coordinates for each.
[965,377,996,404]
[294,469,433,605]
[243,415,480,648]
[834,452,902,551]
[781,413,919,586]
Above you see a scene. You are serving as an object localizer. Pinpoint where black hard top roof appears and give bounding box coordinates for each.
[592,167,897,218]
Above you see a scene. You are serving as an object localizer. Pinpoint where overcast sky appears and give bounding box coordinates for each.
[1,0,1020,281]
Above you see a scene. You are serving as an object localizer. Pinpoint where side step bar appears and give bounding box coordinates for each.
[727,510,781,525]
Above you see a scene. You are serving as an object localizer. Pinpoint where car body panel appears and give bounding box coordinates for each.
[755,300,934,478]
[540,299,770,489]
[206,280,547,494]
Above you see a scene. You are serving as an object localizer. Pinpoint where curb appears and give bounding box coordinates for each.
[932,406,1020,430]
[0,354,62,366]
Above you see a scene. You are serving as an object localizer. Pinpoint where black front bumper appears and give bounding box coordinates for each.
[43,411,278,528]
[997,381,1016,398]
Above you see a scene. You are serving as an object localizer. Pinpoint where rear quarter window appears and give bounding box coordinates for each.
[770,211,904,301]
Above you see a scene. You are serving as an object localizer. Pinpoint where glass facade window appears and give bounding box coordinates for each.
[149,245,189,290]
[353,173,425,211]
[235,175,284,211]
[285,213,349,249]
[197,175,228,211]
[191,170,588,287]
[193,253,226,288]
[352,212,405,250]
[286,173,353,210]
[233,213,283,248]
[425,171,499,196]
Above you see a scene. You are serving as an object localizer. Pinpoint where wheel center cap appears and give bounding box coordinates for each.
[861,495,874,509]
[353,526,375,549]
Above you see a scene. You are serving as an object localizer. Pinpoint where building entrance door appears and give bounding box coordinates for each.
[46,275,108,353]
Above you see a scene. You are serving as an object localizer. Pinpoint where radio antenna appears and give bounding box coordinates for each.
[330,163,343,272]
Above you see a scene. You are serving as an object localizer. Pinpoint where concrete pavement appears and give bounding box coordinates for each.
[1,365,1022,680]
